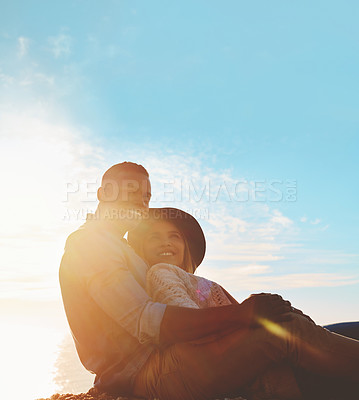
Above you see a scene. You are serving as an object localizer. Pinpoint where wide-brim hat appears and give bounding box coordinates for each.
[128,207,206,269]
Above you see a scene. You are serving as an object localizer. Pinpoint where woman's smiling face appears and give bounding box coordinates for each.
[143,220,185,268]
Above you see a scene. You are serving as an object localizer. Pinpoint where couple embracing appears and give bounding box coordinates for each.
[59,162,359,400]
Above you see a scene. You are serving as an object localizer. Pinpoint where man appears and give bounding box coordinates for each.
[60,162,359,400]
[60,162,161,395]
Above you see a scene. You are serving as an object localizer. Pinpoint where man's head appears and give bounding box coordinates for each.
[97,162,151,228]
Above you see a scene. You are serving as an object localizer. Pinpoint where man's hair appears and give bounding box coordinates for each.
[101,162,149,185]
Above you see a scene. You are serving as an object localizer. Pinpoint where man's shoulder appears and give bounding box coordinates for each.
[63,221,132,262]
[63,222,111,260]
[64,223,92,249]
[60,222,123,275]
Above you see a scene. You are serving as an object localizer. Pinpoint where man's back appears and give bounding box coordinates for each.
[59,216,166,394]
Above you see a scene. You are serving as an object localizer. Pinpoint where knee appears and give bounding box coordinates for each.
[256,314,315,348]
[282,313,316,331]
[266,313,320,346]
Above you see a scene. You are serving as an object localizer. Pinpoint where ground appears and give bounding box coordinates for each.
[36,388,247,400]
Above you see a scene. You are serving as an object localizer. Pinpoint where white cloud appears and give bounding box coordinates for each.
[0,69,14,86]
[48,34,72,58]
[201,266,359,293]
[271,209,292,227]
[0,105,106,300]
[0,66,54,89]
[1,110,357,302]
[310,218,321,225]
[293,249,359,266]
[18,73,55,87]
[95,148,303,275]
[18,36,30,58]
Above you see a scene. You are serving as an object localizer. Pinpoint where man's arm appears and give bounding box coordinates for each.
[62,229,167,344]
[64,229,292,347]
[160,293,293,345]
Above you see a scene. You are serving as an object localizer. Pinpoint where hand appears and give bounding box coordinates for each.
[239,293,293,327]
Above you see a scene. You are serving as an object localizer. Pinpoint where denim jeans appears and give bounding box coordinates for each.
[133,314,359,400]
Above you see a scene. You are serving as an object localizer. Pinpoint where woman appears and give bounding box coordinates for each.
[128,207,235,310]
[128,207,359,399]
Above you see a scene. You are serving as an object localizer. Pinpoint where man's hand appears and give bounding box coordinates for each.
[160,293,297,345]
[239,293,293,327]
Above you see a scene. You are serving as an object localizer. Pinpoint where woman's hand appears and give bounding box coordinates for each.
[239,293,293,327]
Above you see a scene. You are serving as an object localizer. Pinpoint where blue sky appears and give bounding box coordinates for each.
[1,2,359,398]
[1,1,359,321]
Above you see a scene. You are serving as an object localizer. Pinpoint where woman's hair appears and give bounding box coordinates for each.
[139,222,197,274]
[181,233,197,273]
